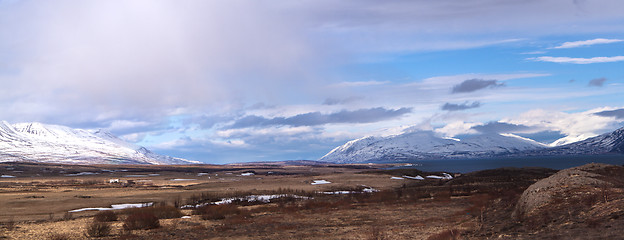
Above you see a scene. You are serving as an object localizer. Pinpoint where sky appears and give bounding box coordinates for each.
[1,0,623,163]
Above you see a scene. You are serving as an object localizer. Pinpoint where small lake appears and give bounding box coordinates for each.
[388,155,624,173]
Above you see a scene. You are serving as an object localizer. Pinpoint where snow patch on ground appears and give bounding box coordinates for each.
[1,175,15,178]
[240,172,255,176]
[182,194,309,208]
[65,172,98,176]
[391,176,404,180]
[426,173,453,180]
[170,179,197,181]
[69,202,153,212]
[403,175,425,180]
[311,180,331,185]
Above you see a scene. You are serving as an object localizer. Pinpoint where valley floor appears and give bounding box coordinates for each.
[1,161,623,239]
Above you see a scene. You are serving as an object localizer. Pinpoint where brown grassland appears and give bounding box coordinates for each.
[1,161,622,239]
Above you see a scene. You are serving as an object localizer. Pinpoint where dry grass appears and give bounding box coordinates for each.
[427,229,462,240]
[85,221,111,237]
[123,209,161,230]
[2,162,566,239]
[93,211,118,222]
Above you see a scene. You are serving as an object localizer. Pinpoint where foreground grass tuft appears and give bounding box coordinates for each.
[86,221,111,237]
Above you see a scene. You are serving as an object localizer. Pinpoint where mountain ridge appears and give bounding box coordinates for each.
[319,130,547,163]
[319,127,624,163]
[0,121,199,165]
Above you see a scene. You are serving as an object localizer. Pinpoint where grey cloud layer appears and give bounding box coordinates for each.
[323,96,363,105]
[441,101,481,111]
[1,0,622,126]
[229,107,412,129]
[588,77,607,87]
[471,122,531,134]
[595,108,624,119]
[451,79,504,93]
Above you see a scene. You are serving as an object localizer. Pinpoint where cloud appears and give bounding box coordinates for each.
[441,101,481,111]
[552,38,623,49]
[529,56,624,64]
[471,122,532,134]
[228,107,412,129]
[323,96,363,105]
[501,108,623,146]
[594,108,624,119]
[588,77,607,87]
[0,1,321,126]
[451,79,504,93]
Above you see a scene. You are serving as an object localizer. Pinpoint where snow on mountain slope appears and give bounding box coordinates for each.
[0,121,199,165]
[531,126,624,155]
[319,130,546,163]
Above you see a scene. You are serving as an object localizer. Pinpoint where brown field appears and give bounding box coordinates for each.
[3,161,619,239]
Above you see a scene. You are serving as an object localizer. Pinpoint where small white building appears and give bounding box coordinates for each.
[109,179,120,183]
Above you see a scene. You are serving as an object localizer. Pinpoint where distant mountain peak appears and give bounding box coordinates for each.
[319,131,546,163]
[0,121,199,165]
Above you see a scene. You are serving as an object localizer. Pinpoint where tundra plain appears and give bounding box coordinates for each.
[1,161,623,239]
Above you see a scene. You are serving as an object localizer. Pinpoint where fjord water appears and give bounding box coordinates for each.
[393,155,624,173]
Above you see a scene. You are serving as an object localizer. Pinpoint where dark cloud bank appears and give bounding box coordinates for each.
[229,107,412,129]
[471,122,531,134]
[323,96,364,105]
[452,79,504,93]
[441,101,481,111]
[594,108,624,119]
[588,77,607,87]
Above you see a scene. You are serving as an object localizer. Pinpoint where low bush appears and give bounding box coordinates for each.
[86,221,111,237]
[151,206,183,219]
[62,212,73,221]
[123,211,160,230]
[94,211,118,222]
[193,204,249,220]
[122,206,183,220]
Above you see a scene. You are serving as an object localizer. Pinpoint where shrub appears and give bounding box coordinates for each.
[86,221,111,237]
[193,204,248,220]
[150,206,183,219]
[122,206,183,220]
[123,211,160,230]
[94,211,118,222]
[5,217,15,231]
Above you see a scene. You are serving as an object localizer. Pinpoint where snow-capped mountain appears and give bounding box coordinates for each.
[530,126,624,156]
[0,121,200,165]
[319,131,547,163]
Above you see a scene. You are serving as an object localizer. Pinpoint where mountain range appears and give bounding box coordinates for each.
[0,121,199,165]
[1,121,623,165]
[319,127,624,163]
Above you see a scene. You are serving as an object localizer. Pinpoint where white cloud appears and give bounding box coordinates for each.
[529,56,624,64]
[210,139,248,148]
[412,73,551,89]
[435,121,480,137]
[501,108,623,146]
[108,120,153,132]
[552,38,623,49]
